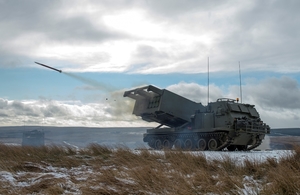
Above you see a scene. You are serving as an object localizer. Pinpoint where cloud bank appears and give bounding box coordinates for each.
[167,77,300,128]
[0,0,299,74]
[1,77,299,128]
[0,97,145,127]
[0,1,299,128]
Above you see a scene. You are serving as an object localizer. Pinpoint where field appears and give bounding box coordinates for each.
[0,143,300,195]
[1,126,300,150]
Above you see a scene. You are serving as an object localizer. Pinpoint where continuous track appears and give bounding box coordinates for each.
[144,131,264,151]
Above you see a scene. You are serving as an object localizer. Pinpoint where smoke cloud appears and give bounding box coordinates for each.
[64,72,134,115]
[63,72,115,92]
[62,72,140,124]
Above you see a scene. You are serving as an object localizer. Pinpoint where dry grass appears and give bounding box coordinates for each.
[0,143,300,194]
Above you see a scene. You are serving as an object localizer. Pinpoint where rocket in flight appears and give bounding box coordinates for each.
[35,62,62,73]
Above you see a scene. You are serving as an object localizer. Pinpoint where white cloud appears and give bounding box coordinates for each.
[1,0,300,74]
[0,76,299,128]
[166,82,223,104]
[0,1,299,129]
[0,98,153,127]
[165,77,300,129]
[240,76,300,109]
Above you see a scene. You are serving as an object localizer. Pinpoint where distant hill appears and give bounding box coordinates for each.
[1,126,299,150]
[0,126,148,148]
[270,128,300,136]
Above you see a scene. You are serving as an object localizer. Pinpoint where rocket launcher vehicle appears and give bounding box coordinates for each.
[124,85,270,151]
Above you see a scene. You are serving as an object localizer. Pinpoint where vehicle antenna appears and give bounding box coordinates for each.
[207,57,210,105]
[239,61,243,103]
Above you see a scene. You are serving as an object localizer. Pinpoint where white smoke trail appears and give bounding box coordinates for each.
[62,72,139,122]
[63,72,115,92]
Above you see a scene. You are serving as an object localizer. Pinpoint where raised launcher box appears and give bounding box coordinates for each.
[124,85,204,127]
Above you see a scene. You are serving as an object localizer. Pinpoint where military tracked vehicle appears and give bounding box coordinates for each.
[124,85,270,151]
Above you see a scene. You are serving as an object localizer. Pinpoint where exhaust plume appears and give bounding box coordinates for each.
[63,72,115,92]
[34,62,138,124]
[63,72,137,121]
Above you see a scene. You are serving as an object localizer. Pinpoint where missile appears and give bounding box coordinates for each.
[35,62,62,73]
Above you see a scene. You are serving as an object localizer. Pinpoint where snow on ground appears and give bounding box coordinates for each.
[138,149,292,164]
[0,164,91,194]
[196,150,292,164]
[0,149,293,194]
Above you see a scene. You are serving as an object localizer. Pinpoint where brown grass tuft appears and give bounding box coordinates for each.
[1,143,300,194]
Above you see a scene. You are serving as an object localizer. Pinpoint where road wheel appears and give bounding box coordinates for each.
[208,138,218,150]
[163,139,172,149]
[197,139,206,151]
[148,138,155,149]
[154,139,162,150]
[174,139,182,149]
[184,139,193,150]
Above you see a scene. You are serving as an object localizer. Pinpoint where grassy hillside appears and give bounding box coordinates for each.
[0,144,300,194]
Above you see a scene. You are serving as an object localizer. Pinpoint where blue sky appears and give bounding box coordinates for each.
[1,66,298,101]
[0,0,299,128]
[0,67,215,99]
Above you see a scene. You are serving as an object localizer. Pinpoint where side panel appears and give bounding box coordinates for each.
[202,113,214,129]
[248,107,259,117]
[159,90,202,122]
[228,104,240,112]
[194,113,202,129]
[239,105,249,113]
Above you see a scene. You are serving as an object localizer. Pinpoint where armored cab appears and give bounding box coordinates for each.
[124,85,270,151]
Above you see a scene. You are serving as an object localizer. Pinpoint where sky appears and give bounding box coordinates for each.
[0,0,299,128]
